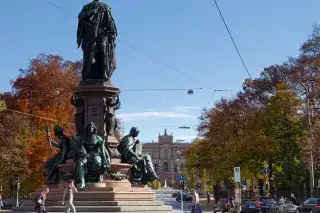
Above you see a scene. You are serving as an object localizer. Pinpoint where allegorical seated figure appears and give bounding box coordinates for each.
[118,127,159,184]
[74,122,110,188]
[43,125,70,184]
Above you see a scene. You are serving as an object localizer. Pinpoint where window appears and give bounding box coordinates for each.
[174,163,177,172]
[304,198,317,205]
[163,148,169,159]
[154,163,159,173]
[164,162,169,172]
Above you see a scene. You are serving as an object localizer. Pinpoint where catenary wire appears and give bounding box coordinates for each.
[40,0,215,90]
[2,109,197,129]
[213,0,252,79]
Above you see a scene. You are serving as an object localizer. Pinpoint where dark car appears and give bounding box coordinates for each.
[241,200,259,213]
[2,199,23,210]
[172,192,180,198]
[296,198,320,213]
[176,193,193,202]
[241,196,278,213]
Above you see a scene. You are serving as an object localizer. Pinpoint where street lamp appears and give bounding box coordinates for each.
[16,176,20,207]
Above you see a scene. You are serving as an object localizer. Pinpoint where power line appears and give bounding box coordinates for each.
[4,109,75,126]
[40,0,215,90]
[123,87,203,92]
[213,0,252,79]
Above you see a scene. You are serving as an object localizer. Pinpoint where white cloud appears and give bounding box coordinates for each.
[172,106,200,113]
[118,111,194,122]
[174,135,197,141]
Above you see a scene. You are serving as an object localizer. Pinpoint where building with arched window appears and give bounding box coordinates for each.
[142,129,191,187]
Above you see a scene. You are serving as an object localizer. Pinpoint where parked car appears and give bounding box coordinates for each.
[176,193,193,202]
[241,200,259,213]
[240,196,279,213]
[278,201,298,213]
[296,198,320,213]
[172,192,180,198]
[2,199,23,210]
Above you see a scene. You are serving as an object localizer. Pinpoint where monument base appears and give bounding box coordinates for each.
[13,181,172,212]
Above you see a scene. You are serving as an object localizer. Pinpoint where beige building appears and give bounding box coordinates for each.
[142,129,191,187]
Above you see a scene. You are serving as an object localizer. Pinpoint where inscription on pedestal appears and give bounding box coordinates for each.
[88,104,102,134]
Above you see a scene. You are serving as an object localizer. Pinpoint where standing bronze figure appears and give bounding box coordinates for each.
[77,0,117,81]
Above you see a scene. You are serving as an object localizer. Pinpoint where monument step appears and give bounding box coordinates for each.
[22,200,164,206]
[45,192,155,201]
[35,187,151,194]
[13,211,172,213]
[13,205,172,212]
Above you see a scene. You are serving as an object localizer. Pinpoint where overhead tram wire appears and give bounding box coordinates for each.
[213,0,252,79]
[4,109,75,126]
[3,108,197,129]
[40,0,215,91]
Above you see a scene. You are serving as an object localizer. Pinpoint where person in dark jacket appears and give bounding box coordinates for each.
[289,193,297,205]
[35,188,49,213]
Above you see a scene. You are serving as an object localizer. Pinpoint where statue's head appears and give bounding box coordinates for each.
[54,125,64,136]
[86,122,98,135]
[129,127,140,137]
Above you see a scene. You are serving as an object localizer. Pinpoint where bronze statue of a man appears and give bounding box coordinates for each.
[77,0,117,82]
[118,127,159,184]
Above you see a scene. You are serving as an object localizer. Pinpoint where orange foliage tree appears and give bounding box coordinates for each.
[0,54,81,192]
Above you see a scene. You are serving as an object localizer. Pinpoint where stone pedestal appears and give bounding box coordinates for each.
[73,81,121,159]
[14,182,173,213]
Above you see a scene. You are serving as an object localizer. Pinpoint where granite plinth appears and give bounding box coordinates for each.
[15,183,172,213]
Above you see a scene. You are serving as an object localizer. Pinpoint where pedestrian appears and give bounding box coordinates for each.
[62,179,78,213]
[278,196,285,205]
[191,189,202,213]
[34,188,49,213]
[0,194,3,210]
[206,191,210,204]
[289,193,297,205]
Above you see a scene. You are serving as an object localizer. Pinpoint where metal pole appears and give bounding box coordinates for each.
[306,90,315,197]
[16,177,20,207]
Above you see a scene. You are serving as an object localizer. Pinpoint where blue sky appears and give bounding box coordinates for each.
[0,0,319,142]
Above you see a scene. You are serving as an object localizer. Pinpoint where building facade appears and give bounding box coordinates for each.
[142,129,191,187]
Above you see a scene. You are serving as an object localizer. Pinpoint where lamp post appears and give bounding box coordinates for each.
[176,149,183,211]
[16,176,20,207]
[306,88,315,197]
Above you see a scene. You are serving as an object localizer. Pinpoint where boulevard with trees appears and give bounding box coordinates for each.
[184,24,320,197]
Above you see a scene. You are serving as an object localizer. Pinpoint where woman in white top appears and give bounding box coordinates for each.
[191,189,202,213]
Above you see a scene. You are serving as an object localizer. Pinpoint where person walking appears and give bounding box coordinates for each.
[62,179,78,213]
[206,191,211,204]
[0,195,3,210]
[35,188,49,213]
[191,189,202,213]
[289,193,297,205]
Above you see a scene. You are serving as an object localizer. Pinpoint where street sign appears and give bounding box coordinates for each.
[264,168,269,174]
[234,167,241,183]
[242,180,247,185]
[178,175,184,182]
[242,185,247,191]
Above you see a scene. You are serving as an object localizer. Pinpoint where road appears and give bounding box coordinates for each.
[154,188,212,213]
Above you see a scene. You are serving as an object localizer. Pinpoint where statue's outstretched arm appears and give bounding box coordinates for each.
[50,140,59,149]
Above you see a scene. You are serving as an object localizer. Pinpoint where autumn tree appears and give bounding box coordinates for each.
[0,54,81,191]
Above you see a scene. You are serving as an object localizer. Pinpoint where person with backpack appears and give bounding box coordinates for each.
[35,188,49,213]
[62,179,78,213]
